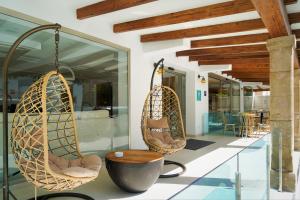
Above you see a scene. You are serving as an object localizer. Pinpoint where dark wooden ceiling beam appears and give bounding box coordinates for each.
[191,33,269,48]
[77,0,157,19]
[251,0,291,37]
[114,0,297,33]
[141,11,300,43]
[191,29,300,48]
[114,0,254,33]
[198,57,269,65]
[230,64,270,72]
[179,42,300,57]
[253,89,270,92]
[285,0,298,4]
[141,19,265,43]
[225,69,270,73]
[287,12,300,24]
[239,78,270,81]
[189,52,269,61]
[232,63,269,68]
[251,0,299,67]
[177,44,267,57]
[224,71,269,77]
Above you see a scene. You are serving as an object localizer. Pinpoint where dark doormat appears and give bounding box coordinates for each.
[185,139,216,150]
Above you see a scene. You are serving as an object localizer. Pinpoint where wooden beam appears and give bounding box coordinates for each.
[77,0,157,19]
[251,0,299,67]
[198,57,269,65]
[251,0,291,37]
[238,78,269,82]
[293,29,300,38]
[179,41,300,57]
[232,63,269,68]
[191,29,300,48]
[114,0,254,33]
[177,44,267,57]
[226,69,270,73]
[253,88,270,92]
[224,72,269,78]
[285,0,298,5]
[141,19,265,42]
[189,52,269,61]
[288,12,300,24]
[114,0,298,32]
[141,11,300,43]
[230,64,270,72]
[191,33,269,48]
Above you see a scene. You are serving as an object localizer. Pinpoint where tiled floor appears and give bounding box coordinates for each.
[7,135,263,200]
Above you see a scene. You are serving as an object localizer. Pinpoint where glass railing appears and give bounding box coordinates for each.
[170,134,270,200]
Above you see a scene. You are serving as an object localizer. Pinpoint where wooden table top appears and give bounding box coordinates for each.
[105,150,163,164]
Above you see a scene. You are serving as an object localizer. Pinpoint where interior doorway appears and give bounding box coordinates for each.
[163,68,186,129]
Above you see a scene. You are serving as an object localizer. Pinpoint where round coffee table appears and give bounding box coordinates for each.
[105,150,164,193]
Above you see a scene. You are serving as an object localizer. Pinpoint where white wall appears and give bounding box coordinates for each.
[0,1,210,149]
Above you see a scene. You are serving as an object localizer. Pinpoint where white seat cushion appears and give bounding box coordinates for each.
[48,153,101,178]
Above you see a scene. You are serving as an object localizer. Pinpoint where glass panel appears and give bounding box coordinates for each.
[172,134,270,199]
[244,87,253,112]
[0,12,129,186]
[252,91,270,112]
[231,82,240,113]
[171,155,237,200]
[209,76,221,112]
[220,81,231,112]
[239,134,270,200]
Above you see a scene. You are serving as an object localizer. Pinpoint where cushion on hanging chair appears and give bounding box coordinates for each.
[48,152,101,178]
[148,131,185,149]
[147,117,169,129]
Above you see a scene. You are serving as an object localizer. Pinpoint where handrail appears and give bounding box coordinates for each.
[168,133,271,200]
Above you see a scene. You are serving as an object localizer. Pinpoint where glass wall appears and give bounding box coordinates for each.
[208,75,240,113]
[207,74,241,135]
[0,12,129,185]
[231,82,240,113]
[244,87,254,112]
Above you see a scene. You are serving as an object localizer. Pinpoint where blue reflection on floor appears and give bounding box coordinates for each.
[204,188,235,200]
[193,177,234,187]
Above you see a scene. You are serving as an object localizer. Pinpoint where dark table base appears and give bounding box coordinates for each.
[106,158,164,193]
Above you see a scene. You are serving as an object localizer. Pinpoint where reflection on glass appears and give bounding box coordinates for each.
[231,82,240,113]
[0,12,129,185]
[244,87,253,112]
[208,75,241,135]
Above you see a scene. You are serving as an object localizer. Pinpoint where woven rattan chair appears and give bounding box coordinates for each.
[11,71,101,199]
[141,85,186,177]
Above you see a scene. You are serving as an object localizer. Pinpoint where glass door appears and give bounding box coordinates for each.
[162,69,186,129]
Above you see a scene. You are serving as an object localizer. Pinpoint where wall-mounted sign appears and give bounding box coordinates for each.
[196,90,201,101]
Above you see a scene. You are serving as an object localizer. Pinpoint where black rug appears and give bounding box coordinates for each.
[185,139,216,150]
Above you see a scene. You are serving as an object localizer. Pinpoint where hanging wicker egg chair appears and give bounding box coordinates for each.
[141,85,186,155]
[11,71,101,192]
